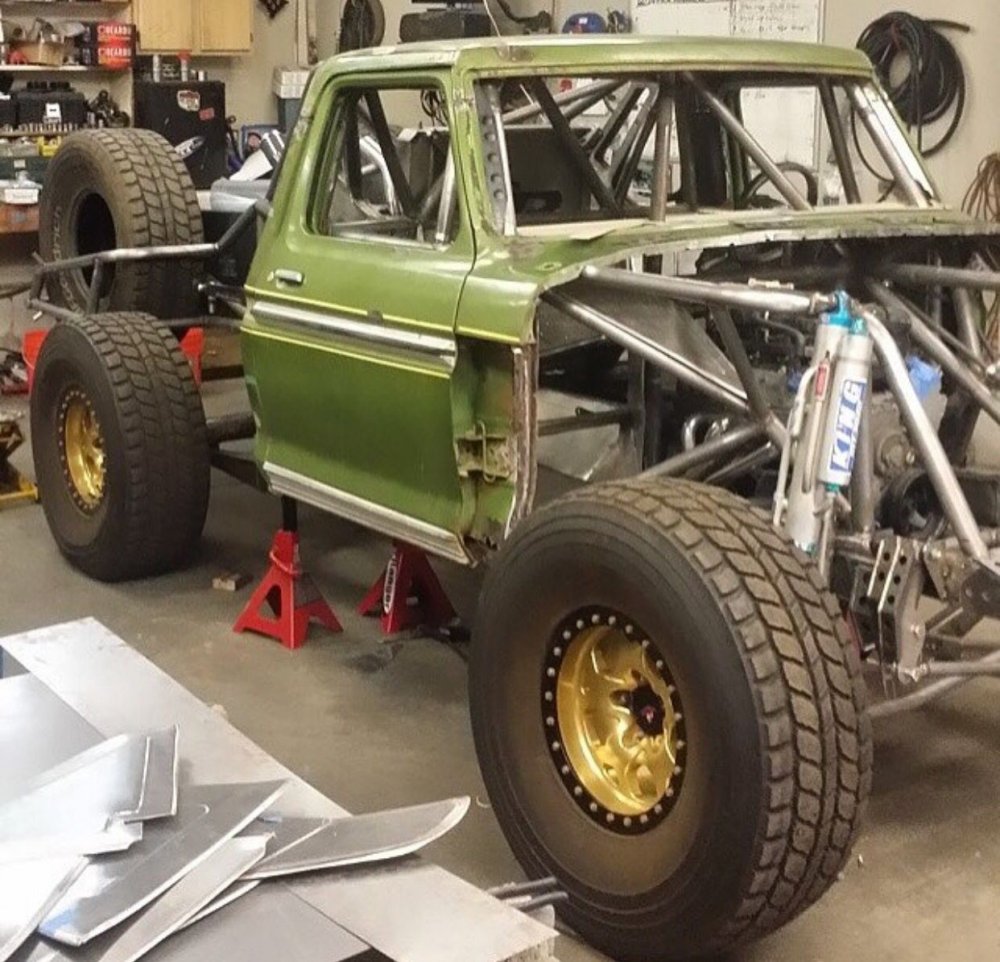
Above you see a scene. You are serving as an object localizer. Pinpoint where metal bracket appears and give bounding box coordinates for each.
[456,422,513,482]
[866,535,927,681]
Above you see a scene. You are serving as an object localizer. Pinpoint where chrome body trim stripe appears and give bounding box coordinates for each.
[252,301,457,366]
[263,462,472,566]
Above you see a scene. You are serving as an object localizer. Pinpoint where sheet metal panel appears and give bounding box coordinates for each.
[129,728,179,823]
[144,885,368,962]
[0,858,85,962]
[40,782,285,946]
[0,733,149,859]
[2,619,556,962]
[246,797,470,880]
[0,676,100,791]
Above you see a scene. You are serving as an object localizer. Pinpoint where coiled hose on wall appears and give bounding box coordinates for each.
[857,11,969,158]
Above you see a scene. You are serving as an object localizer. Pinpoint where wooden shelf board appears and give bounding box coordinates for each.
[0,65,129,73]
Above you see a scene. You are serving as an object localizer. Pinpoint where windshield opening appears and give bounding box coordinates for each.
[474,70,938,234]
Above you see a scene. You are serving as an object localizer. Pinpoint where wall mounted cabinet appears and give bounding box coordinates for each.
[136,0,252,55]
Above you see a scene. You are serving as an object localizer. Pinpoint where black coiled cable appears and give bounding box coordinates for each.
[857,11,969,157]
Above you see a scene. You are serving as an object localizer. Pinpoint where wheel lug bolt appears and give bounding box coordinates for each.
[576,619,584,629]
[551,741,560,751]
[561,765,570,775]
[623,817,632,827]
[544,691,553,702]
[574,786,583,797]
[545,716,555,727]
[589,802,598,813]
[546,668,555,678]
[654,803,663,814]
[591,614,601,624]
[553,647,562,657]
[605,813,614,823]
[562,630,571,641]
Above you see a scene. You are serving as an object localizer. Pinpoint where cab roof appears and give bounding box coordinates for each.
[320,35,873,80]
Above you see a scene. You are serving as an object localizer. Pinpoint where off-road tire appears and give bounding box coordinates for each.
[40,129,203,318]
[31,313,210,581]
[470,478,871,961]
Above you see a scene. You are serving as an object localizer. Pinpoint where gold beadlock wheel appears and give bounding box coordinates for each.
[59,388,106,511]
[31,313,210,582]
[542,607,686,835]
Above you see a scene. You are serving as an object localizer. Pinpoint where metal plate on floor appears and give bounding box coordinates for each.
[0,858,85,962]
[20,836,270,962]
[241,814,329,859]
[245,798,470,880]
[2,620,558,962]
[40,781,286,946]
[146,885,369,962]
[128,727,179,823]
[179,879,260,930]
[0,733,150,860]
[0,675,101,794]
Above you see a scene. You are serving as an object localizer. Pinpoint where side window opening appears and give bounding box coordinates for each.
[316,83,457,244]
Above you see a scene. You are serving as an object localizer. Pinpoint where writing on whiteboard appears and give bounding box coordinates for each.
[629,0,823,166]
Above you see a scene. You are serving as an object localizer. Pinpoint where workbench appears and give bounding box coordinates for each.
[0,618,557,962]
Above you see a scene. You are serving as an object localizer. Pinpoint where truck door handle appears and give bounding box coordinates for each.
[274,269,304,286]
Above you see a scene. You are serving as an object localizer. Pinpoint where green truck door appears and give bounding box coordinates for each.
[243,77,473,562]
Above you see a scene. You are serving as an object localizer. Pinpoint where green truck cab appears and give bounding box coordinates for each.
[31,35,1000,960]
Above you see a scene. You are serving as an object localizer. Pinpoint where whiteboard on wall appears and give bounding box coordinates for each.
[630,0,825,168]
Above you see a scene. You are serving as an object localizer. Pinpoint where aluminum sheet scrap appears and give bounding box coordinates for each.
[0,733,150,860]
[39,781,286,946]
[12,887,363,962]
[0,675,101,792]
[127,728,178,823]
[178,879,259,930]
[242,814,329,858]
[142,885,368,962]
[2,619,559,962]
[17,836,270,962]
[0,858,85,962]
[245,797,470,880]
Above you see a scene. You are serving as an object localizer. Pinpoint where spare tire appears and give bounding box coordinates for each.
[39,129,204,319]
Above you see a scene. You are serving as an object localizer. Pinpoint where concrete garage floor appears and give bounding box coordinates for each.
[3,352,1000,962]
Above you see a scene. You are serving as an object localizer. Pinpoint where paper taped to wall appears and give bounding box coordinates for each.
[628,0,824,167]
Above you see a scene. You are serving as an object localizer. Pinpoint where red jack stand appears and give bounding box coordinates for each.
[234,498,342,650]
[358,541,456,635]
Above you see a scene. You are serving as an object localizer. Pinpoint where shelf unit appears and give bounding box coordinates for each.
[0,0,134,118]
[0,0,134,233]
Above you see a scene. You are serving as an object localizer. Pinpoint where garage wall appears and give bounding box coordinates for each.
[823,1,1000,206]
[548,0,998,206]
[195,4,300,126]
[212,2,999,206]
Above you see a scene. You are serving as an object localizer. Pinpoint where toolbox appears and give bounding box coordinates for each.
[0,156,49,182]
[16,82,87,127]
[0,94,15,129]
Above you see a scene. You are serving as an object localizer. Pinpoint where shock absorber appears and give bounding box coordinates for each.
[775,292,873,563]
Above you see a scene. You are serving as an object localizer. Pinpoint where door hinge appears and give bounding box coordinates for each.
[456,422,513,481]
